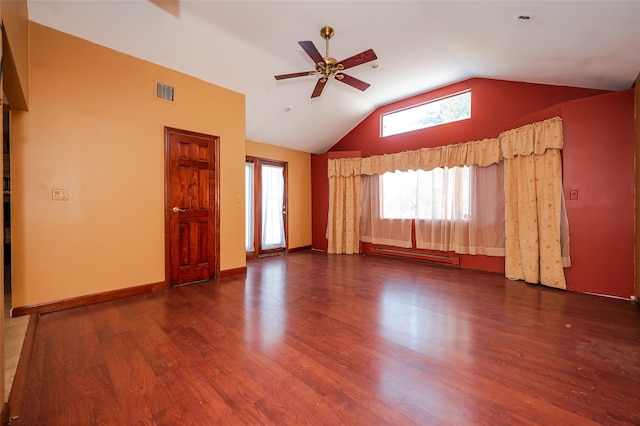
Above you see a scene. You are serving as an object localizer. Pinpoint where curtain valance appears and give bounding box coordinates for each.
[500,116,563,159]
[327,116,563,177]
[358,137,501,175]
[327,157,362,177]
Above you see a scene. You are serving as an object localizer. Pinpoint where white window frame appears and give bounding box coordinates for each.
[381,91,471,137]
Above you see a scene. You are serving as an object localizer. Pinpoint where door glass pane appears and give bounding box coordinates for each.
[245,162,254,252]
[261,164,286,250]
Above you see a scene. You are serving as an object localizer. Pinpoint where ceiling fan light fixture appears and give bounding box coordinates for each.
[274,26,378,98]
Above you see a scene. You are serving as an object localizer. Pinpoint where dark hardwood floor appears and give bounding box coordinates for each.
[12,252,640,425]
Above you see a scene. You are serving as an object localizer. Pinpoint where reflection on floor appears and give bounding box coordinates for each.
[4,289,29,401]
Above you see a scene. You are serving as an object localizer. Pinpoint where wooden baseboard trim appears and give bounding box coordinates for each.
[289,245,312,254]
[7,314,39,423]
[12,281,167,317]
[219,266,247,278]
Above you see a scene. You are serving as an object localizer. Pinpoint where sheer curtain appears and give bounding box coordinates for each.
[261,164,286,250]
[245,162,254,252]
[360,164,505,255]
[360,174,413,248]
[415,163,505,255]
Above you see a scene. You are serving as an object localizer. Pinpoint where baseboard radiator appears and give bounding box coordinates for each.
[372,246,460,266]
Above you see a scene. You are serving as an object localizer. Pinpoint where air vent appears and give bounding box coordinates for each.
[155,82,175,102]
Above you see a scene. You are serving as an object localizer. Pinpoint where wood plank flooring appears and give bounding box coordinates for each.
[11,252,640,425]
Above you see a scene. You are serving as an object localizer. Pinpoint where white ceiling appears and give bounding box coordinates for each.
[27,1,640,154]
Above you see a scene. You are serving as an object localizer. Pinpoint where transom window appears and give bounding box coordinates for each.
[381,91,471,137]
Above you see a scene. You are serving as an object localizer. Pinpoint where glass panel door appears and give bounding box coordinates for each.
[261,164,286,250]
[245,157,288,258]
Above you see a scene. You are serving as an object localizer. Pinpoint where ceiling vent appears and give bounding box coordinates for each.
[155,82,175,102]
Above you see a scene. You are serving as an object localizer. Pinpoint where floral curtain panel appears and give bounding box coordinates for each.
[501,117,570,289]
[327,158,361,254]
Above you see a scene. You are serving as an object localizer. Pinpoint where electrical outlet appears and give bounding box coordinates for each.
[569,189,578,200]
[52,188,70,200]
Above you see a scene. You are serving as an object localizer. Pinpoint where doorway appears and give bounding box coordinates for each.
[246,157,288,259]
[3,107,10,305]
[165,127,220,286]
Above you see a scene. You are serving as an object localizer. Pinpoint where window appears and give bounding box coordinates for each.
[381,91,471,137]
[380,167,471,220]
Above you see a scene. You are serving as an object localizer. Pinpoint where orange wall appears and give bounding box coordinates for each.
[1,0,29,110]
[246,140,312,250]
[11,23,247,308]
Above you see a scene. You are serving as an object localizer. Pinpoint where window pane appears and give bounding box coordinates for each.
[382,91,471,137]
[380,167,471,220]
[245,162,254,252]
[381,170,417,219]
[261,164,286,249]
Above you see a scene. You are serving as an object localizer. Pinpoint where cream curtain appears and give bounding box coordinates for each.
[360,137,501,175]
[327,158,362,254]
[501,117,569,289]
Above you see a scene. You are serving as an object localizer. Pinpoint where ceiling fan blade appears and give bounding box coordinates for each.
[336,73,371,91]
[274,71,315,80]
[299,41,324,65]
[338,49,377,70]
[311,78,327,98]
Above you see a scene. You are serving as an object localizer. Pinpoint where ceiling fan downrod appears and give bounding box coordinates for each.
[318,26,343,78]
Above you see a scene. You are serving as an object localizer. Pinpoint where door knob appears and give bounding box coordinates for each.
[172,207,186,213]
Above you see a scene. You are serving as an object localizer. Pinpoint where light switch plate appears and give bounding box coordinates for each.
[52,188,70,200]
[569,189,578,200]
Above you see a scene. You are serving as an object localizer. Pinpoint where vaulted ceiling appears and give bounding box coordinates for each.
[27,1,640,153]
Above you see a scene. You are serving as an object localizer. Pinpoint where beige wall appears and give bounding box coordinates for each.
[246,140,312,250]
[11,23,247,308]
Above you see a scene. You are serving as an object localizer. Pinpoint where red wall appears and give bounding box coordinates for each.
[561,90,635,298]
[311,78,635,298]
[311,153,330,251]
[330,78,608,156]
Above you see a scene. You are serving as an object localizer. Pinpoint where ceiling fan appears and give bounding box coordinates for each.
[274,26,378,98]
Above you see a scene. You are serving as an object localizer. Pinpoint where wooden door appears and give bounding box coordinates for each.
[165,127,219,286]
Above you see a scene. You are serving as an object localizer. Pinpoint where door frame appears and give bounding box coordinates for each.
[246,156,288,259]
[164,127,221,286]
